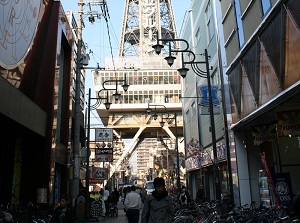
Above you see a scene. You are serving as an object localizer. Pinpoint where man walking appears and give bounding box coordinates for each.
[124,185,142,223]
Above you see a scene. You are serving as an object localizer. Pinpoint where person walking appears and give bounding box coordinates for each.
[141,177,174,223]
[124,185,142,223]
[50,194,75,223]
[109,187,120,204]
[178,185,191,205]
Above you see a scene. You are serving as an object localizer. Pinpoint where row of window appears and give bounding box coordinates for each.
[94,71,181,85]
[97,90,181,104]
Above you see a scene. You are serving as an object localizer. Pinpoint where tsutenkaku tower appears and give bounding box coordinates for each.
[119,0,178,57]
[94,0,184,180]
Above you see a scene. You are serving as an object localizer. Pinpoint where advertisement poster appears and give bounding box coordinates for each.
[252,124,277,145]
[277,109,300,137]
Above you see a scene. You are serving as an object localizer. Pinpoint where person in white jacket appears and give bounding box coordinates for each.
[124,185,142,223]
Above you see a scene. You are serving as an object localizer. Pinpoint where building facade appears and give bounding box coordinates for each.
[180,0,233,202]
[0,1,84,205]
[220,0,300,207]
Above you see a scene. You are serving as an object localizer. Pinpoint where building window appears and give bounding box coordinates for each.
[205,0,215,43]
[261,0,271,16]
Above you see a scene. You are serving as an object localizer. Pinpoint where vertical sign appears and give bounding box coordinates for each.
[272,173,293,206]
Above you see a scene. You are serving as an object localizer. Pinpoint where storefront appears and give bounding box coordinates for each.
[231,89,300,207]
[186,138,230,201]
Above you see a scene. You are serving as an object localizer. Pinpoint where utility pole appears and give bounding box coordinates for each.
[73,0,84,202]
[73,0,107,204]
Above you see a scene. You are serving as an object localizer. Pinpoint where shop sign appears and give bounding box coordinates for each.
[272,173,293,206]
[198,85,220,106]
[95,148,113,162]
[95,128,113,142]
[252,124,277,145]
[90,167,108,180]
[277,109,300,137]
[0,0,42,69]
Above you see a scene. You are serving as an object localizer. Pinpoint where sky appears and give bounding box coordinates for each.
[60,0,191,67]
[60,0,191,126]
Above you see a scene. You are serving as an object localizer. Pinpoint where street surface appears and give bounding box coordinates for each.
[78,200,142,223]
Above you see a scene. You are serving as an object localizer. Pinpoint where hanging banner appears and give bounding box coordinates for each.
[251,124,277,145]
[260,153,281,209]
[95,128,113,142]
[276,109,300,137]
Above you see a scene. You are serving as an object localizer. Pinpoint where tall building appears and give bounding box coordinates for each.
[219,0,300,207]
[93,0,185,187]
[180,0,232,201]
[0,2,77,204]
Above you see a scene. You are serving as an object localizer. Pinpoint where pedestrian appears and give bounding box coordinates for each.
[178,185,191,205]
[141,177,174,223]
[124,185,142,223]
[103,185,110,217]
[195,185,205,203]
[109,187,120,204]
[50,194,74,223]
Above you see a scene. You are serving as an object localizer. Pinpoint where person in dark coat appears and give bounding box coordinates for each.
[178,186,191,205]
[141,177,174,223]
[196,185,205,203]
[109,187,120,204]
[50,194,74,223]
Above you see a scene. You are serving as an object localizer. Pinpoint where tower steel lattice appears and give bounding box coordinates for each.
[93,0,184,182]
[119,0,178,57]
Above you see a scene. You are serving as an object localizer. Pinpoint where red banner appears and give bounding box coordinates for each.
[260,153,281,209]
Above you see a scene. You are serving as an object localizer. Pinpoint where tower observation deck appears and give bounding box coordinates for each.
[93,0,184,182]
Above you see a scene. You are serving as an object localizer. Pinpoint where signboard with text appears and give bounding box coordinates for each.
[95,128,113,142]
[95,148,113,162]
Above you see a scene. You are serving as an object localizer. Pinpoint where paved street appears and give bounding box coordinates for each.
[77,201,142,223]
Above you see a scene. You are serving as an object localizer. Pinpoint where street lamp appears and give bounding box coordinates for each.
[153,38,221,200]
[85,77,129,217]
[145,104,181,195]
[159,112,181,195]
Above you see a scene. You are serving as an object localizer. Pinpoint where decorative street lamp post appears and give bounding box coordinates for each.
[85,75,129,217]
[153,38,221,200]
